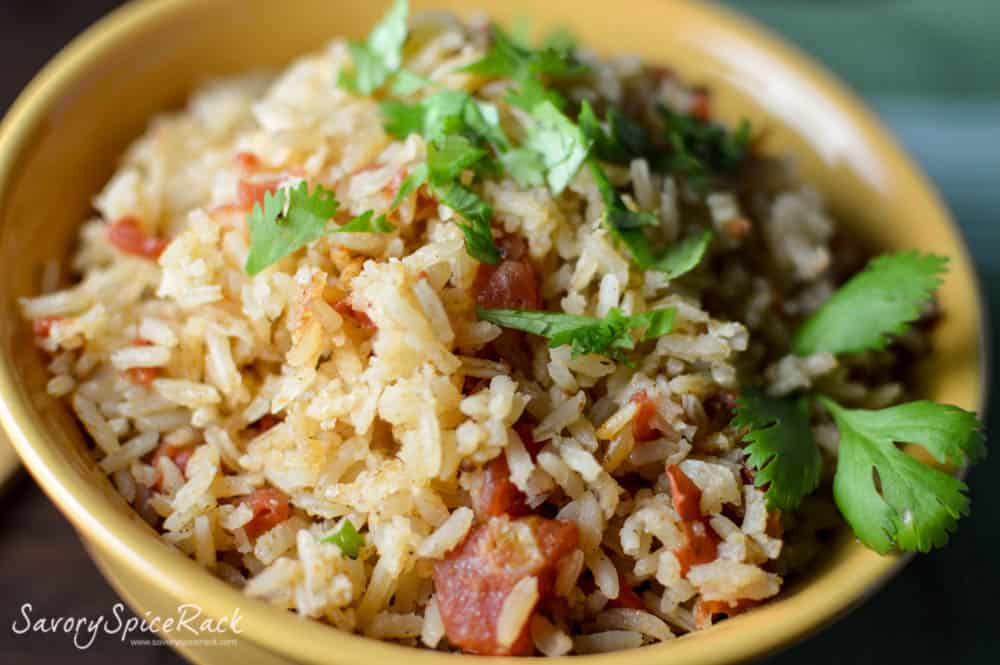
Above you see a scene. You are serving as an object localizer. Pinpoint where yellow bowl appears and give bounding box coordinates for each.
[0,1,986,664]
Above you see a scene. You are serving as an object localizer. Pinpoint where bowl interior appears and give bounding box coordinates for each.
[0,1,984,664]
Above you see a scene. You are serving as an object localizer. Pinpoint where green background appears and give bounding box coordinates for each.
[722,1,999,663]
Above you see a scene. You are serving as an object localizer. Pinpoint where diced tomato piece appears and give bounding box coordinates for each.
[690,90,712,121]
[666,464,719,575]
[630,390,662,443]
[237,178,282,209]
[478,456,531,519]
[234,151,261,170]
[433,516,578,656]
[333,298,377,331]
[127,367,160,386]
[694,598,757,629]
[608,572,646,610]
[513,421,543,458]
[239,488,291,540]
[107,217,169,260]
[150,442,196,490]
[474,234,541,312]
[32,316,63,338]
[666,464,702,521]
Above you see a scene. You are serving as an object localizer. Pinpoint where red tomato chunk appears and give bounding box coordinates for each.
[433,516,578,655]
[32,316,63,338]
[106,217,169,260]
[666,464,719,575]
[150,442,196,490]
[239,488,291,540]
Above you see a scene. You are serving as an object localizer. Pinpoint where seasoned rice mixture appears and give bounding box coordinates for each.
[21,3,979,657]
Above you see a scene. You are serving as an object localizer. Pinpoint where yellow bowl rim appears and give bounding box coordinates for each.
[0,0,988,664]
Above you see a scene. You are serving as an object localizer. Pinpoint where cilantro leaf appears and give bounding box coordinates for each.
[506,77,567,113]
[477,306,676,362]
[733,390,823,511]
[427,135,488,182]
[462,24,587,80]
[658,107,751,189]
[245,183,339,275]
[579,100,651,164]
[435,183,500,264]
[336,210,396,233]
[651,229,713,279]
[521,101,591,194]
[819,396,983,553]
[793,252,948,356]
[338,0,409,95]
[588,159,712,277]
[388,68,431,96]
[322,519,364,558]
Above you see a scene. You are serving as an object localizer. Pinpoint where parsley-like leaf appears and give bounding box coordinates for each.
[521,101,591,194]
[651,229,713,279]
[579,100,651,164]
[819,396,984,554]
[477,306,676,363]
[336,210,396,233]
[588,159,712,277]
[245,183,339,276]
[462,24,587,80]
[338,0,409,95]
[436,183,500,264]
[733,390,823,511]
[793,252,948,356]
[658,107,751,189]
[322,519,364,558]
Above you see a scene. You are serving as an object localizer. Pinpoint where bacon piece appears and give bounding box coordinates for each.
[666,464,718,575]
[333,298,376,331]
[150,442,196,490]
[474,235,541,312]
[106,217,169,260]
[433,516,578,655]
[238,488,291,540]
[32,316,63,338]
[237,177,282,209]
[694,598,757,629]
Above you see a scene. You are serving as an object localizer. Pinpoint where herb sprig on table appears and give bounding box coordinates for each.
[734,252,984,553]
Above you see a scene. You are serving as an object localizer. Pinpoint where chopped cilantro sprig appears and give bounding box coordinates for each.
[244,183,393,276]
[338,0,410,95]
[477,305,675,363]
[793,251,948,356]
[322,519,365,558]
[819,397,983,554]
[732,252,984,554]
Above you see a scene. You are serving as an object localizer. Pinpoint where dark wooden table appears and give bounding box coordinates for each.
[1,1,996,664]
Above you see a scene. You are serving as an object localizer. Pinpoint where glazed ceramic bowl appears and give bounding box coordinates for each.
[0,1,986,664]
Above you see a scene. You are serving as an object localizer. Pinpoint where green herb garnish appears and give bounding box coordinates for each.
[588,159,712,278]
[732,390,823,512]
[477,306,675,363]
[793,251,948,356]
[579,100,651,165]
[245,183,393,276]
[658,107,751,189]
[461,24,588,81]
[819,397,984,554]
[322,519,365,558]
[338,0,410,95]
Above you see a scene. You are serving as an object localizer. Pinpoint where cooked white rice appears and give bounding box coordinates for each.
[20,7,918,657]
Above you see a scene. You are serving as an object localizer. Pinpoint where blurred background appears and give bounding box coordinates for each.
[0,1,997,663]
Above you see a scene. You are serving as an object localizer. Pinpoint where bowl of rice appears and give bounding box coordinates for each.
[0,0,986,664]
